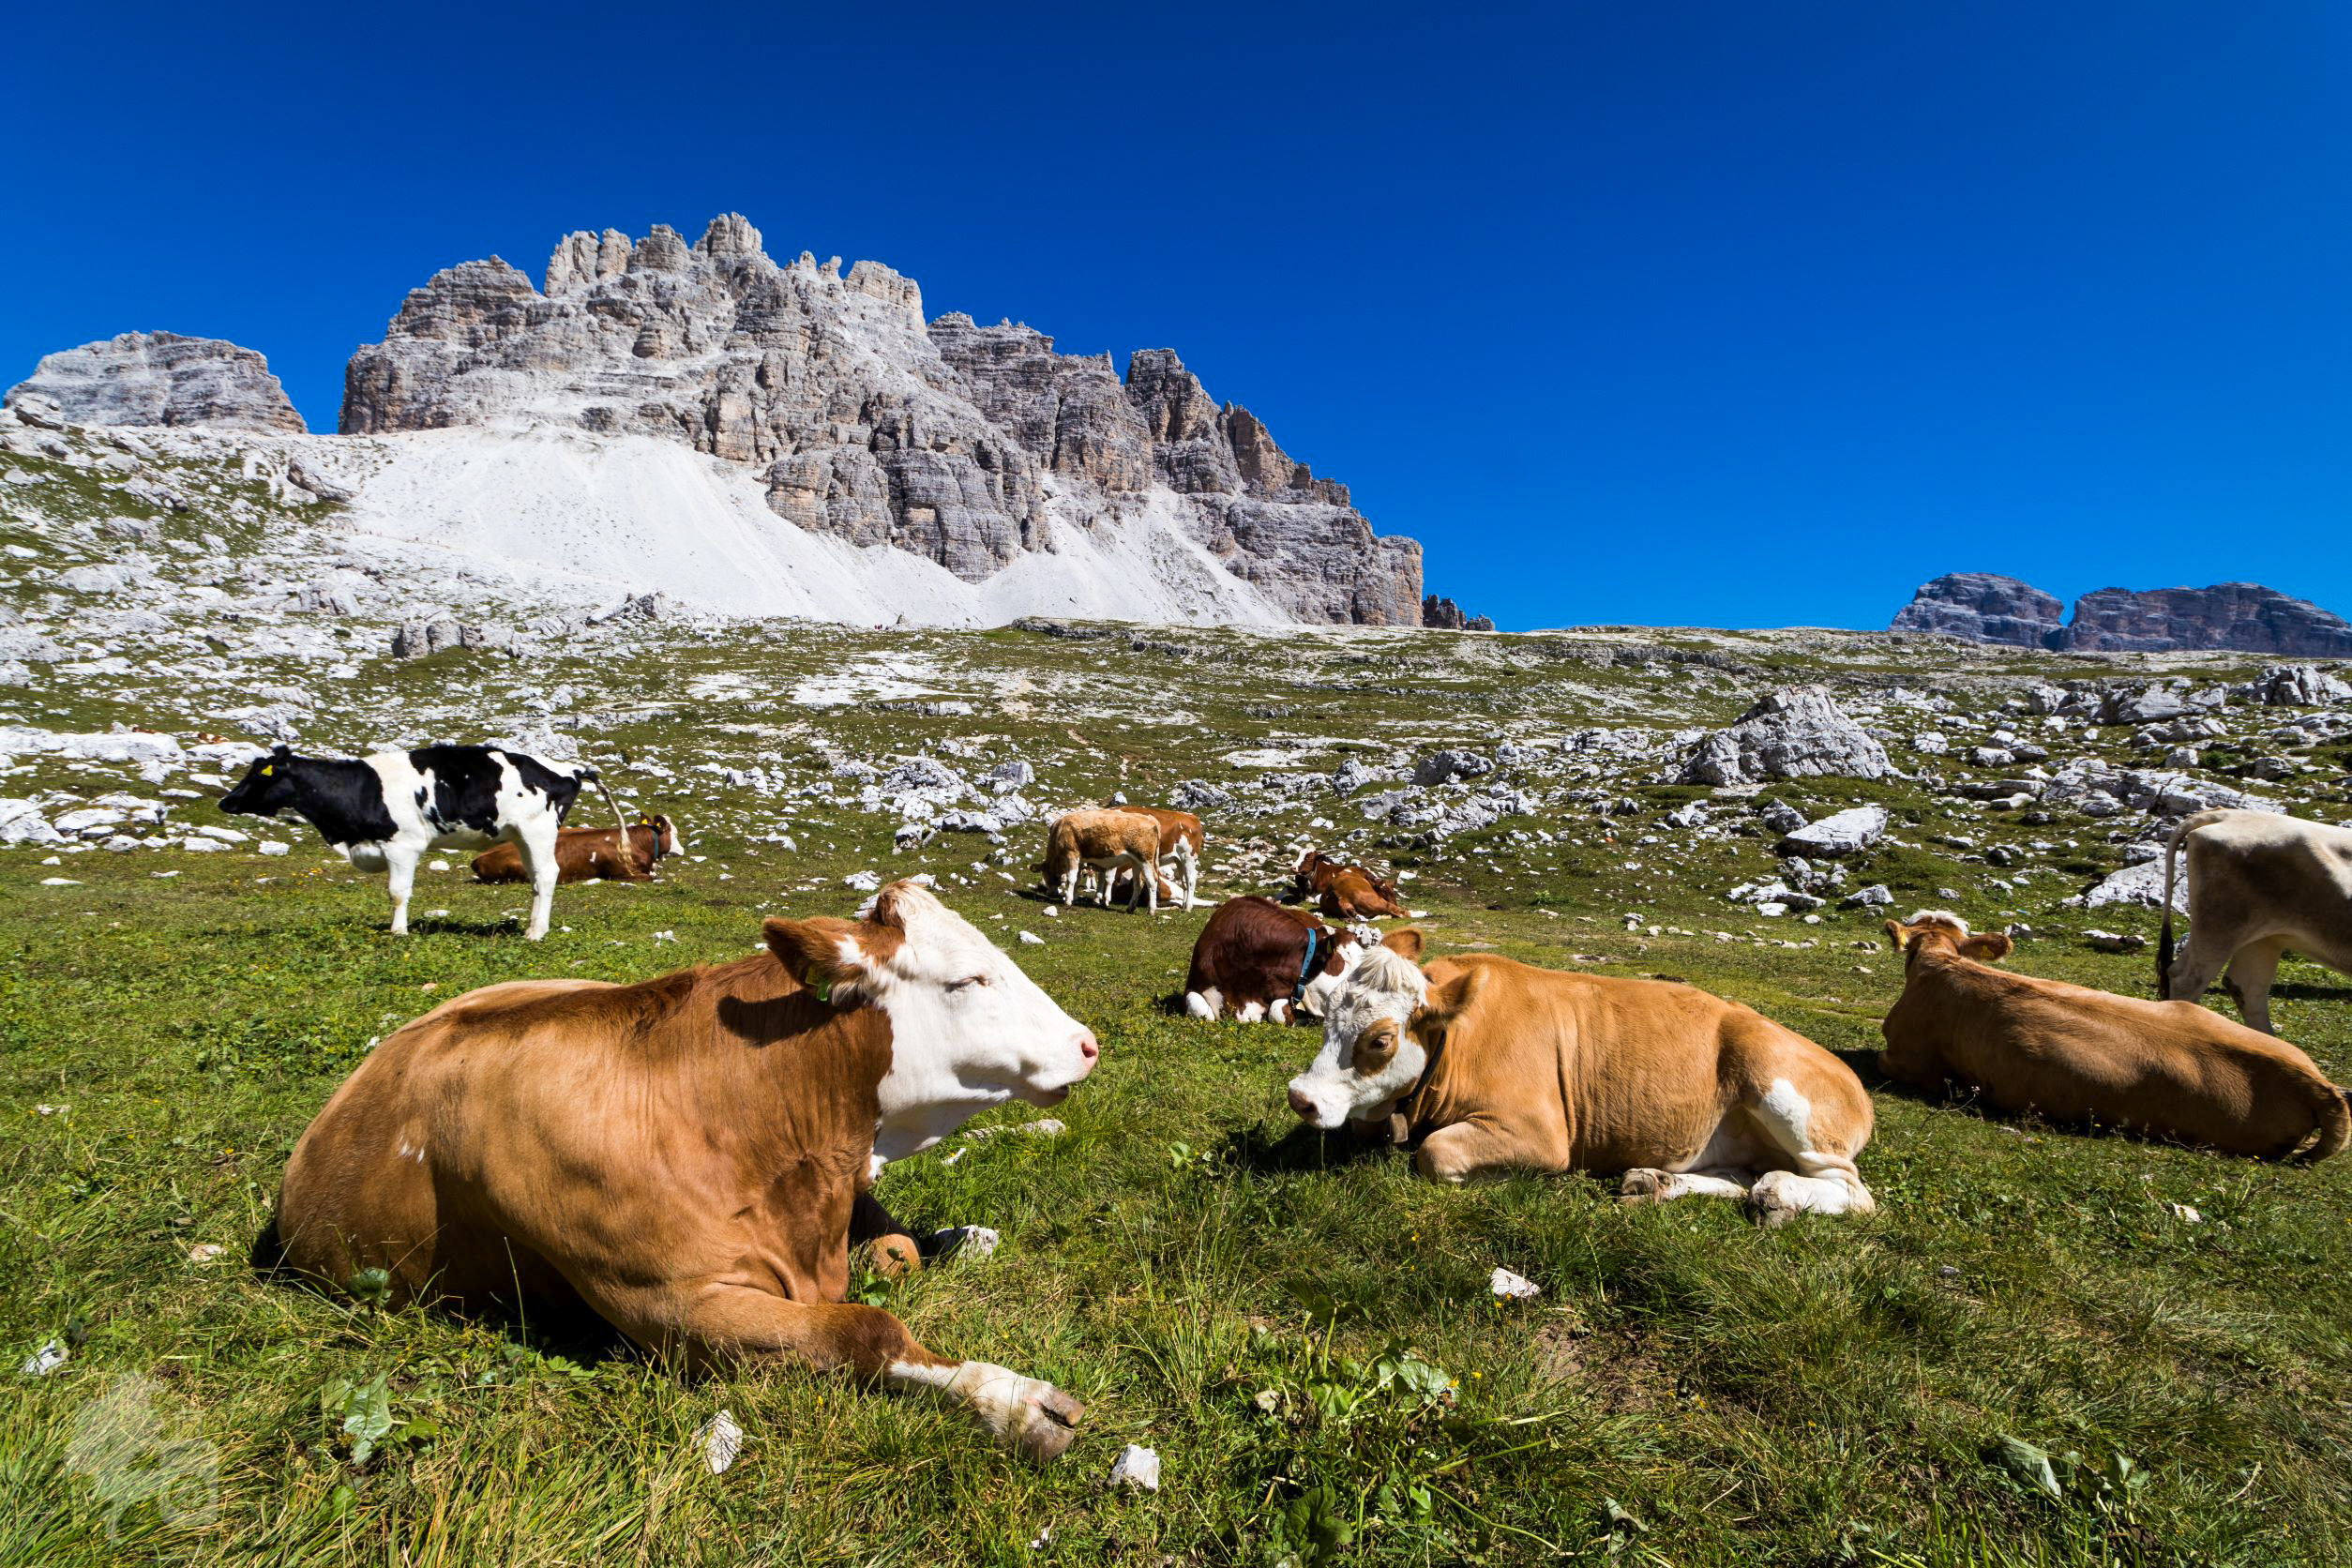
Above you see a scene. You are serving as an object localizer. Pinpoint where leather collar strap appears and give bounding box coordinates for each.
[1290,926,1325,1006]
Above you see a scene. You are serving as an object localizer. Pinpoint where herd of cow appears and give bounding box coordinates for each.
[210,743,2352,1460]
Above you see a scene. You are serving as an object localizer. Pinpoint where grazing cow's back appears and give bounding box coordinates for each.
[2160,808,2352,1034]
[264,882,1101,1458]
[1886,911,2347,1161]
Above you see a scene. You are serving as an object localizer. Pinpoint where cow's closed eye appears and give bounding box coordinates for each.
[948,975,991,991]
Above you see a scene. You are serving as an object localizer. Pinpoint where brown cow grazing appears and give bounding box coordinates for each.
[1286,931,1876,1225]
[1290,849,1407,920]
[471,815,682,884]
[262,882,1102,1458]
[1111,805,1204,911]
[1183,897,1366,1023]
[1041,809,1163,913]
[1884,911,2348,1161]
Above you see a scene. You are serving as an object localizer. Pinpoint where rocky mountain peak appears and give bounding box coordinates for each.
[1891,573,2066,647]
[5,331,305,434]
[337,214,1431,623]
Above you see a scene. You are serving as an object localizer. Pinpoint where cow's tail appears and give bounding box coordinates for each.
[2296,1082,2352,1164]
[2157,808,2233,998]
[571,755,631,840]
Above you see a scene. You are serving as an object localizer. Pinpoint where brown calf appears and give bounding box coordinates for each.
[472,815,680,884]
[1290,848,1406,919]
[1883,911,2348,1161]
[1042,809,1163,913]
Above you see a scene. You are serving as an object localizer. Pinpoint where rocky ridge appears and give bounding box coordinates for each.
[339,213,1442,626]
[1894,573,2352,657]
[7,332,306,435]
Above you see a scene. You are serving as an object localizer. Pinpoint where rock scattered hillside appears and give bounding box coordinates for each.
[339,213,1438,627]
[7,332,305,434]
[1894,573,2352,656]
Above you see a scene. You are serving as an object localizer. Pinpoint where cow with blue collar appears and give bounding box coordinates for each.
[219,743,596,940]
[1183,896,1365,1024]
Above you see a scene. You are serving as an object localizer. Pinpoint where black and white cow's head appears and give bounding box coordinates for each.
[219,746,302,818]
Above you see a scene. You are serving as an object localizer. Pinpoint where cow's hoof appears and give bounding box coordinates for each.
[1619,1168,1671,1204]
[1744,1188,1799,1229]
[861,1233,923,1279]
[1010,1386,1084,1462]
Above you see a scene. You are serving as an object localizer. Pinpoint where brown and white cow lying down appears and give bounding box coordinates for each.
[471,814,682,884]
[2160,807,2352,1035]
[262,882,1101,1459]
[1183,897,1365,1023]
[1885,911,2348,1161]
[1290,849,1407,920]
[1042,808,1163,913]
[1285,932,1876,1224]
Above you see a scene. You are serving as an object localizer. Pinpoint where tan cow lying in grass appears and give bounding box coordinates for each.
[471,814,682,884]
[1284,931,1876,1225]
[260,882,1101,1458]
[1883,911,2349,1161]
[1290,849,1407,919]
[1041,808,1162,913]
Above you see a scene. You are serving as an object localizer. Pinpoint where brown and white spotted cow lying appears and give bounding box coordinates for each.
[1183,897,1365,1024]
[1285,932,1876,1225]
[1884,911,2348,1161]
[471,814,682,884]
[1041,809,1163,913]
[259,882,1101,1459]
[1290,849,1407,920]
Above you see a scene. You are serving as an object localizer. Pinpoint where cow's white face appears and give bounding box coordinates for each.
[768,882,1098,1160]
[1286,941,1428,1129]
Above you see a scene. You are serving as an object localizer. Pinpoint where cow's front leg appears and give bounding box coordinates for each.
[1619,1167,1754,1205]
[2223,938,2287,1035]
[1411,1119,1534,1184]
[384,845,419,936]
[849,1189,922,1280]
[514,820,560,941]
[610,1281,1083,1460]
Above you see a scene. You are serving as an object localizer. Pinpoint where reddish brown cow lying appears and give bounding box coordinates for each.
[1291,849,1407,920]
[1882,911,2349,1161]
[1183,897,1365,1023]
[473,815,681,884]
[261,882,1101,1458]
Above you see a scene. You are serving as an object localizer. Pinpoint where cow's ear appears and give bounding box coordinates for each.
[1958,931,2013,964]
[1883,919,1909,952]
[763,916,869,1003]
[1408,966,1480,1050]
[1381,928,1425,962]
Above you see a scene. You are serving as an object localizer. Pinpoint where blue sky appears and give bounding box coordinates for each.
[8,3,2349,632]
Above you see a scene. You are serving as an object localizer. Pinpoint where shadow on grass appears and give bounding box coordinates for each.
[1216,1117,1400,1176]
[404,916,528,939]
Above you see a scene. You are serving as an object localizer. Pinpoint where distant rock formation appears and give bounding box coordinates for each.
[1421,595,1494,632]
[2061,583,2352,656]
[1890,573,2064,647]
[1892,573,2352,657]
[339,214,1428,624]
[6,331,305,434]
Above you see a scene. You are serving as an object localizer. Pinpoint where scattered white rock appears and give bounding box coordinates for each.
[694,1409,746,1474]
[2082,929,2147,953]
[1488,1266,1542,1301]
[1108,1443,1162,1492]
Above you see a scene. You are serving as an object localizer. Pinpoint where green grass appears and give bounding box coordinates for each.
[2,612,2349,1564]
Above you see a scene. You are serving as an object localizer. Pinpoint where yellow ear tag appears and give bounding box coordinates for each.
[806,970,833,1004]
[261,764,274,776]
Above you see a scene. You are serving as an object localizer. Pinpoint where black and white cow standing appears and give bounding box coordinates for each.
[219,744,597,940]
